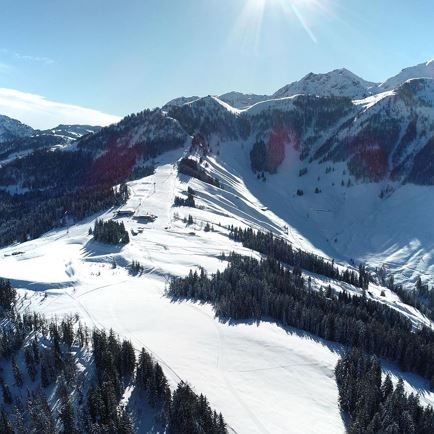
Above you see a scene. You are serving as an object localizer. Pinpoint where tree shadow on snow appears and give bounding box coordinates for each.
[128,387,166,434]
[169,296,434,405]
[81,239,127,259]
[3,278,78,292]
[168,296,345,356]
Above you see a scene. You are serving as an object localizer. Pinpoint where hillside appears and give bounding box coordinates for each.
[0,282,229,433]
[0,120,102,167]
[0,114,33,144]
[2,61,434,286]
[2,59,434,433]
[379,59,434,91]
[1,145,434,433]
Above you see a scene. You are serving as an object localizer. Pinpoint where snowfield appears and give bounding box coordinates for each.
[215,139,434,288]
[1,146,434,433]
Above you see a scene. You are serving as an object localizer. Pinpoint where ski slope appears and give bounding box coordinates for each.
[1,147,434,433]
[214,139,434,288]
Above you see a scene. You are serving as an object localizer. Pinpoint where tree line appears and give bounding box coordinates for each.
[335,349,434,433]
[92,219,130,245]
[0,149,130,247]
[169,253,434,386]
[229,227,370,289]
[0,281,227,434]
[178,157,221,188]
[174,192,196,208]
[388,275,434,322]
[0,280,16,310]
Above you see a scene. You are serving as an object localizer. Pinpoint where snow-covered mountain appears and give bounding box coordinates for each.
[159,61,434,185]
[218,91,269,109]
[165,84,434,184]
[42,124,101,139]
[165,60,434,109]
[313,78,434,183]
[273,68,378,99]
[1,143,434,433]
[163,92,269,111]
[77,108,188,158]
[379,59,434,91]
[2,58,434,433]
[162,95,200,110]
[0,118,102,166]
[0,114,33,144]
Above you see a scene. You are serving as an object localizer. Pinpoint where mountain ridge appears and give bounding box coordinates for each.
[0,114,34,144]
[162,59,434,110]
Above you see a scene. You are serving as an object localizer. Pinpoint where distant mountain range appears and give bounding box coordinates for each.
[164,59,434,108]
[157,60,434,184]
[2,59,434,185]
[0,117,101,161]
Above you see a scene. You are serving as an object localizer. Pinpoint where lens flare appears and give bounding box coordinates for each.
[278,0,318,43]
[231,0,268,51]
[234,0,330,46]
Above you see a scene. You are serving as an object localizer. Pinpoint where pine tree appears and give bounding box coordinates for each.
[41,360,50,388]
[121,340,136,378]
[0,411,13,434]
[2,384,12,405]
[24,346,37,381]
[60,395,77,434]
[12,357,23,387]
[13,406,26,434]
[117,407,133,434]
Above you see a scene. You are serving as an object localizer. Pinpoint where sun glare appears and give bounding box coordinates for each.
[239,0,327,45]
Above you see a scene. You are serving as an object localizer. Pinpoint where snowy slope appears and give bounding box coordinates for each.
[1,145,434,433]
[163,93,269,111]
[273,68,377,99]
[42,124,101,139]
[162,96,201,110]
[215,138,434,288]
[219,92,269,109]
[0,114,33,144]
[0,151,342,434]
[379,59,434,91]
[3,58,434,433]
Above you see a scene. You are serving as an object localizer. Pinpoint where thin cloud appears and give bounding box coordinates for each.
[0,88,121,129]
[0,48,55,65]
[14,52,55,65]
[0,63,11,74]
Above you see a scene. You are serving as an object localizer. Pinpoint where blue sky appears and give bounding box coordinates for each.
[0,0,433,128]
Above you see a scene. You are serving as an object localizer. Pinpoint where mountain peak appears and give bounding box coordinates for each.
[0,114,34,144]
[219,91,269,109]
[162,96,201,110]
[379,59,434,91]
[273,68,377,100]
